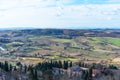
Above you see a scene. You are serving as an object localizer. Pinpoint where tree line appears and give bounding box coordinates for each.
[0,61,118,80]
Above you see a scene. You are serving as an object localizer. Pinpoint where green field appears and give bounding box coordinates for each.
[1,35,120,63]
[106,38,120,46]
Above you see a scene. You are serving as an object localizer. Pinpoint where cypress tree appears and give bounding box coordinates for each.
[9,64,13,71]
[4,61,9,72]
[34,69,38,80]
[69,61,72,67]
[63,61,68,69]
[24,65,27,73]
[88,67,93,80]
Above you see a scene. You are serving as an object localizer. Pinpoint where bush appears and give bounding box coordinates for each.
[108,65,118,69]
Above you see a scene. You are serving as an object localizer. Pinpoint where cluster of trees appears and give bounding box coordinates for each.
[81,67,93,80]
[108,65,118,69]
[0,61,118,80]
[26,61,73,80]
[0,61,37,80]
[0,61,14,72]
[28,66,38,80]
[35,60,72,71]
[0,38,10,43]
[79,62,108,69]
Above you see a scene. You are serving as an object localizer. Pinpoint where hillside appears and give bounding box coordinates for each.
[0,29,120,66]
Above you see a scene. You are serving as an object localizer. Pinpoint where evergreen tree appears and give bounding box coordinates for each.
[63,61,68,69]
[4,61,9,72]
[88,67,93,80]
[69,61,72,67]
[24,65,27,73]
[0,62,1,68]
[9,64,13,71]
[14,66,17,71]
[16,62,22,66]
[29,67,34,79]
[34,69,38,80]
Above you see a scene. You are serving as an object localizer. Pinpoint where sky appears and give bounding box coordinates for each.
[0,0,120,29]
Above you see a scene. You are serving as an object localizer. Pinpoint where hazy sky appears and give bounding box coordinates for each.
[0,0,120,29]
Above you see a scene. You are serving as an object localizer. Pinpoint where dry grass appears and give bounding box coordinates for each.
[112,58,120,64]
[21,57,44,65]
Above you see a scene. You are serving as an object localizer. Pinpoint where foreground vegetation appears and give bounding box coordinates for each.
[0,60,119,80]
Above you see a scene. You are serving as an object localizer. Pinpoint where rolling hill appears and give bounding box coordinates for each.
[0,29,120,66]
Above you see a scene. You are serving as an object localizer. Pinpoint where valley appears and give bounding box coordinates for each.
[0,29,120,66]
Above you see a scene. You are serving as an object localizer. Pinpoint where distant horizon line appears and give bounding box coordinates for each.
[0,27,120,31]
